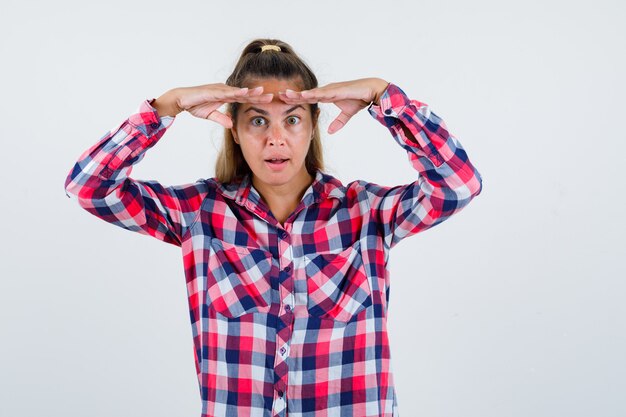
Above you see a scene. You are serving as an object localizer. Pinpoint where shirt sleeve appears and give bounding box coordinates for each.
[63,99,208,247]
[363,83,483,249]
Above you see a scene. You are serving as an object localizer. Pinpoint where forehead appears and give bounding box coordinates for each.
[241,77,306,107]
[244,77,303,93]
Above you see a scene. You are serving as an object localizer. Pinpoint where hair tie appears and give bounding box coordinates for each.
[261,45,281,52]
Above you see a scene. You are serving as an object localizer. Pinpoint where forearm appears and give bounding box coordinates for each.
[64,100,174,199]
[365,83,483,247]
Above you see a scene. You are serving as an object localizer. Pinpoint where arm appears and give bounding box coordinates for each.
[363,83,483,249]
[63,99,207,247]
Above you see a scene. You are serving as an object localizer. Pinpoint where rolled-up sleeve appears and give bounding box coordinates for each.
[64,99,207,246]
[362,83,483,249]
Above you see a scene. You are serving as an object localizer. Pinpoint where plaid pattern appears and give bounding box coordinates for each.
[64,83,483,417]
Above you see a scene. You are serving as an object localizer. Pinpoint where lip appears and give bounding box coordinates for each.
[264,155,290,161]
[265,159,289,171]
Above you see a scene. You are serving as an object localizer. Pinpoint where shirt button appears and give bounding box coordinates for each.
[280,347,286,355]
[279,230,288,239]
[284,266,291,273]
[277,390,283,397]
[149,122,160,129]
[384,109,392,115]
[285,304,292,312]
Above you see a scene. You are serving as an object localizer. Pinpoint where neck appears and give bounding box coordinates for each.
[251,171,315,223]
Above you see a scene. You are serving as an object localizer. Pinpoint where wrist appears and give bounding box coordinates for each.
[371,79,390,106]
[152,89,182,118]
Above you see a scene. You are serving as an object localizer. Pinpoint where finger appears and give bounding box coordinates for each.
[301,88,341,101]
[275,89,305,102]
[303,85,369,103]
[201,86,264,104]
[285,89,332,101]
[282,88,350,104]
[210,93,274,105]
[185,102,221,115]
[211,87,256,101]
[277,91,322,104]
[187,102,226,120]
[207,110,234,128]
[284,89,303,99]
[180,85,265,109]
[235,92,274,103]
[221,87,273,103]
[186,94,273,115]
[328,112,352,135]
[233,87,250,95]
[236,86,266,97]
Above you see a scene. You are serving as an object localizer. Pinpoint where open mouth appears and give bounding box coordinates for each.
[265,158,289,166]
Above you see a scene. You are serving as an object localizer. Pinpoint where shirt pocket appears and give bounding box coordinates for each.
[206,238,274,318]
[303,240,373,323]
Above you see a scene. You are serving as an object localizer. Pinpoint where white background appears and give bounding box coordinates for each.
[1,0,624,416]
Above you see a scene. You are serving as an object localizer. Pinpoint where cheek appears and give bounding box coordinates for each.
[235,137,256,160]
[288,123,312,142]
[297,138,313,158]
[239,142,261,162]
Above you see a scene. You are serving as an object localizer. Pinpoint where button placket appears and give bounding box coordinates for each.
[274,227,294,404]
[279,344,289,357]
[273,389,286,417]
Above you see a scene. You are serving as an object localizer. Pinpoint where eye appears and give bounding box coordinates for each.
[251,117,266,126]
[286,116,300,125]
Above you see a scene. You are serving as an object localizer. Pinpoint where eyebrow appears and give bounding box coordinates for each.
[244,105,305,116]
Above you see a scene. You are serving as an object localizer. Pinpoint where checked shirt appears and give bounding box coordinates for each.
[64,83,483,417]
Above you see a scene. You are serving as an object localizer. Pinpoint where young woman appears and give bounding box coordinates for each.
[64,38,483,417]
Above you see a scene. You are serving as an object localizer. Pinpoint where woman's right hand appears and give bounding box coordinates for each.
[151,84,274,128]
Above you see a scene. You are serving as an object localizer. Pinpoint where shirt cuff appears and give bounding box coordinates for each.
[367,83,427,126]
[127,99,176,137]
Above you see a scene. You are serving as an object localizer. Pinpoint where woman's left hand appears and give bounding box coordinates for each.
[277,77,389,134]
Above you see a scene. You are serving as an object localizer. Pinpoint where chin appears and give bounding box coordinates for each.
[261,174,294,184]
[252,166,298,185]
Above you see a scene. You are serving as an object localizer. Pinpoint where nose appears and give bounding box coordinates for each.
[267,123,286,146]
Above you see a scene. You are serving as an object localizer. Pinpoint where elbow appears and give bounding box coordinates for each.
[63,164,93,201]
[457,173,482,209]
[64,167,78,199]
[63,164,99,202]
[470,171,483,198]
[472,169,484,197]
[460,164,483,199]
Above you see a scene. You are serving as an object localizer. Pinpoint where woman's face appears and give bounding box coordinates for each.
[232,77,319,194]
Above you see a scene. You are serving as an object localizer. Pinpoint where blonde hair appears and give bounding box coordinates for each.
[215,39,324,183]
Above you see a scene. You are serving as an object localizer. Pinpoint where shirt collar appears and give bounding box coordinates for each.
[214,168,346,213]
